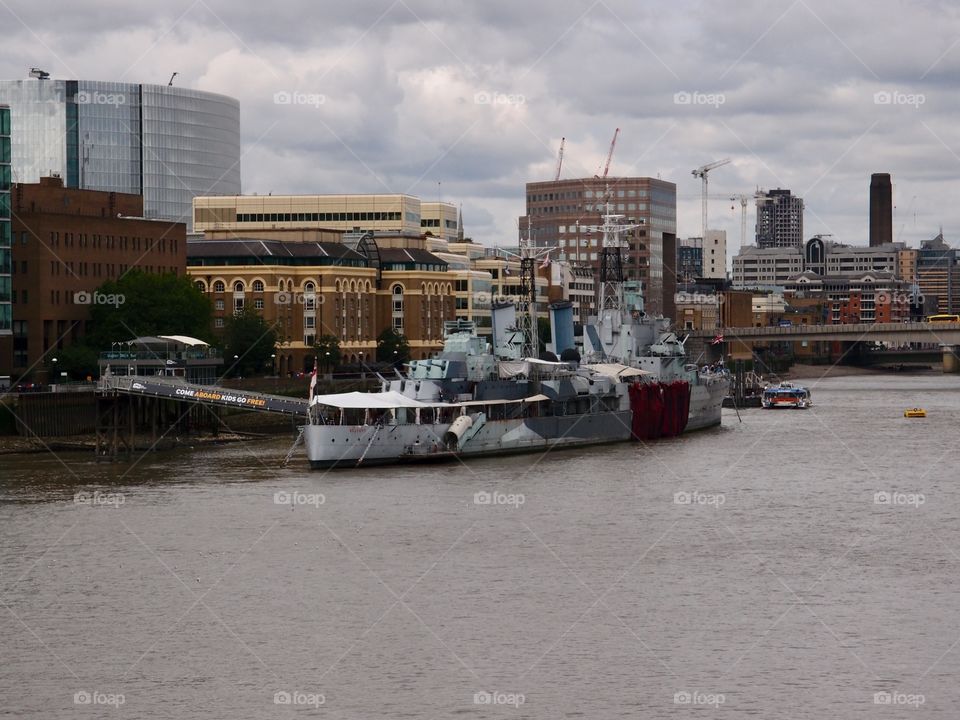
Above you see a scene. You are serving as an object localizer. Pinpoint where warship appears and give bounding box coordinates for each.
[304,206,729,469]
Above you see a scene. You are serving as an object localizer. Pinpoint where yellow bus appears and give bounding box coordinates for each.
[926,314,960,323]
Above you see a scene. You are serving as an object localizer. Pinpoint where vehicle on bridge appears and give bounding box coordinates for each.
[926,314,960,323]
[761,382,811,409]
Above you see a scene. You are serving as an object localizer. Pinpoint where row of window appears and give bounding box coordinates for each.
[198,279,452,295]
[235,211,403,224]
[46,231,178,253]
[528,188,652,203]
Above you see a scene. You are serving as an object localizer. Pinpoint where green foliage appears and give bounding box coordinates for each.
[221,306,279,378]
[376,328,410,365]
[84,271,212,350]
[50,344,99,380]
[313,335,342,371]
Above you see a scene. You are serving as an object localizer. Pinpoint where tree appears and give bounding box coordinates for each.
[376,328,411,366]
[221,306,279,377]
[313,335,342,373]
[52,344,99,381]
[84,271,212,350]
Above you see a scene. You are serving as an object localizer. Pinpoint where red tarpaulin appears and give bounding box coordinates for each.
[629,380,690,440]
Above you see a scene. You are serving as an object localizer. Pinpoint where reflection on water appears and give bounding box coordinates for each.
[3,374,960,718]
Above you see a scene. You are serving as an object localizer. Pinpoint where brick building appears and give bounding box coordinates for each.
[186,237,454,375]
[3,177,185,377]
[519,176,677,317]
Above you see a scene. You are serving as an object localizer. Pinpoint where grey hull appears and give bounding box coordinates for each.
[306,410,634,469]
[305,378,728,469]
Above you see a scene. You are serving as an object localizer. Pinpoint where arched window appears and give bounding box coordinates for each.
[194,280,206,292]
[213,280,225,293]
[305,281,315,293]
[252,279,264,292]
[391,284,404,333]
[233,280,245,293]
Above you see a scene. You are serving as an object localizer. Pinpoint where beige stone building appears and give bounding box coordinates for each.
[193,193,459,242]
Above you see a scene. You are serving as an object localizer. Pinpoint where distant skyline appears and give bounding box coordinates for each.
[1,0,957,263]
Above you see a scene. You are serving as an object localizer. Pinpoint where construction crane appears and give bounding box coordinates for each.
[692,158,731,240]
[597,128,620,178]
[729,194,751,249]
[554,137,565,181]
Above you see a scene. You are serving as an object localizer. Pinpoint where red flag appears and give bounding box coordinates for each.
[711,333,724,345]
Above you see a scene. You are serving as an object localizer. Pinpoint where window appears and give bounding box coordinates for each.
[252,280,264,292]
[195,281,206,292]
[214,281,225,292]
[234,298,244,313]
[233,281,245,293]
[254,298,264,310]
[215,318,224,328]
[215,299,224,311]
[305,317,315,328]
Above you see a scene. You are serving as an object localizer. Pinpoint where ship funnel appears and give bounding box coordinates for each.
[547,301,575,356]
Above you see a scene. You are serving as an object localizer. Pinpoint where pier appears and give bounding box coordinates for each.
[93,375,308,458]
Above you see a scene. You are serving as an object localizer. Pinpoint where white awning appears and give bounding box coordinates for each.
[310,391,551,410]
[158,335,209,347]
[310,391,429,409]
[582,363,653,380]
[456,394,550,407]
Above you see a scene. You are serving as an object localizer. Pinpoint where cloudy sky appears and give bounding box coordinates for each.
[1,0,958,260]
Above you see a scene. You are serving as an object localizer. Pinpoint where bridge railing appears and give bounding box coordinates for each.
[692,321,944,338]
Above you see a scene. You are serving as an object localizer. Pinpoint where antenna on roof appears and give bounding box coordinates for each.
[168,72,178,86]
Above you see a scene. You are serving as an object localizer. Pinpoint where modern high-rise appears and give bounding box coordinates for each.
[0,105,10,343]
[677,238,703,283]
[917,232,960,314]
[519,177,677,317]
[0,77,241,227]
[756,189,804,249]
[869,173,893,247]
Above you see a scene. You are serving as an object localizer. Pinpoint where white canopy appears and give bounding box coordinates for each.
[582,363,653,380]
[157,335,209,347]
[310,391,551,410]
[310,391,428,409]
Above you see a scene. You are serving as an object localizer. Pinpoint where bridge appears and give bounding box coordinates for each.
[687,322,960,371]
[688,321,960,343]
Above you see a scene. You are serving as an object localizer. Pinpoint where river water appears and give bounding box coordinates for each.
[2,374,959,718]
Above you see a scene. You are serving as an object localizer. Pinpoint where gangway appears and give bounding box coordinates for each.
[98,375,309,416]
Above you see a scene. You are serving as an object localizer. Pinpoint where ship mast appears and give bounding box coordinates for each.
[507,218,552,358]
[578,189,644,314]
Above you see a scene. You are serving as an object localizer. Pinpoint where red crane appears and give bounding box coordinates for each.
[601,127,619,178]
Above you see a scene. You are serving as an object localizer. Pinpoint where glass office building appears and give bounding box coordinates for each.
[0,79,240,228]
[0,105,10,337]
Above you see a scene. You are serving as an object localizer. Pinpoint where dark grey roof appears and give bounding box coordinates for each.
[378,247,447,265]
[187,238,364,261]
